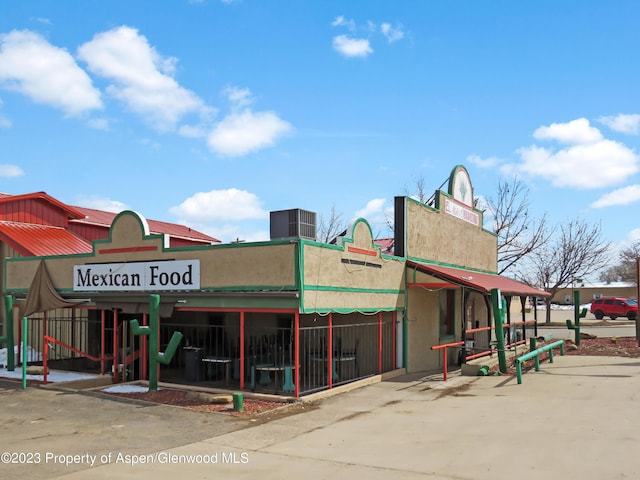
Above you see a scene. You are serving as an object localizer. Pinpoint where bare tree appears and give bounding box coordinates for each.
[487,177,551,275]
[317,205,348,243]
[529,219,610,323]
[405,174,430,204]
[599,241,640,284]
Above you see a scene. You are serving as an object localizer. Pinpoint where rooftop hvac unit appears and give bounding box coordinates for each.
[270,209,316,240]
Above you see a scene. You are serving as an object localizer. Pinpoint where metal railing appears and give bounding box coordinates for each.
[464,320,536,361]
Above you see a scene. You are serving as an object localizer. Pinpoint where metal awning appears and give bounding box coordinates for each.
[407,261,549,297]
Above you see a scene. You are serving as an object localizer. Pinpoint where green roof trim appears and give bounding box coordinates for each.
[407,255,497,275]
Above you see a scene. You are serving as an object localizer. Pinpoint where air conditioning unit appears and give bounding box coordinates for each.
[270,209,316,240]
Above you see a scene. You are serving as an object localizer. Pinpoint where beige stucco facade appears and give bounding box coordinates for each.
[3,165,542,383]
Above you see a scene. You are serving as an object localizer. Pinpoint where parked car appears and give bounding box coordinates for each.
[590,297,638,320]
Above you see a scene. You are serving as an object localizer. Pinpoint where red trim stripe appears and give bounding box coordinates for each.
[347,246,377,256]
[99,245,158,254]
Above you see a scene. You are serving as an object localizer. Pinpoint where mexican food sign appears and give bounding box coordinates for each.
[74,260,200,292]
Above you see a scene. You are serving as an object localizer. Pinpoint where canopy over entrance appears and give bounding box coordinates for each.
[407,261,549,298]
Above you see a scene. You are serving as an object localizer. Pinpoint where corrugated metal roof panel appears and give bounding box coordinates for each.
[0,221,93,257]
[0,191,85,219]
[70,206,220,244]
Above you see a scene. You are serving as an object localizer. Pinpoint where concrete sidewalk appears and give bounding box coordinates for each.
[52,355,640,480]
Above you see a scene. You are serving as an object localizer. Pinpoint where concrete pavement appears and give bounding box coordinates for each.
[46,354,640,480]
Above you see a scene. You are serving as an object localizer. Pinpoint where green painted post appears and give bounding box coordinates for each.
[129,294,183,391]
[491,288,508,374]
[566,290,587,346]
[2,296,15,371]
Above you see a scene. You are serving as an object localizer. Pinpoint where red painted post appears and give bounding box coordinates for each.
[431,341,464,381]
[100,310,105,375]
[113,311,118,383]
[240,311,245,391]
[43,338,49,384]
[391,312,396,370]
[121,320,127,383]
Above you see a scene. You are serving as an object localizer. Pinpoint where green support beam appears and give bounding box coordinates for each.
[491,288,508,374]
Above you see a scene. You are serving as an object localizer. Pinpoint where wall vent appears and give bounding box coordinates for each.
[270,209,316,240]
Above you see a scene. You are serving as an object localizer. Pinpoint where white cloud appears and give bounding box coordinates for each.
[0,30,102,116]
[500,118,640,189]
[628,228,640,242]
[332,35,373,58]
[77,26,209,130]
[533,118,602,145]
[224,86,253,110]
[87,118,109,130]
[380,23,404,43]
[355,198,386,219]
[354,198,393,230]
[169,188,268,222]
[74,195,130,213]
[178,124,207,138]
[207,109,292,157]
[331,16,355,31]
[0,114,10,128]
[512,139,639,189]
[0,164,24,178]
[467,154,504,169]
[598,113,640,135]
[590,185,640,208]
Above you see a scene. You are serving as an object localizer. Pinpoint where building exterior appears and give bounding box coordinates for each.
[0,191,218,327]
[552,281,636,305]
[2,166,546,397]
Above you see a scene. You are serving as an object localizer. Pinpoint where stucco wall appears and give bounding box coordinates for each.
[4,211,298,293]
[301,220,406,313]
[405,194,497,272]
[406,288,441,372]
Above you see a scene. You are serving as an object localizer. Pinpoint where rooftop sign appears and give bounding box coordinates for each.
[444,197,480,226]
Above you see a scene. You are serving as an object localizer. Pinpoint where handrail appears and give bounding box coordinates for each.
[515,340,565,384]
[43,335,112,384]
[465,320,536,361]
[431,341,464,381]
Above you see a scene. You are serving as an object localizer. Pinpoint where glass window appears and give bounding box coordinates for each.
[439,290,455,337]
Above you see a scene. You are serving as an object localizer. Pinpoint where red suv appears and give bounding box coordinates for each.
[590,297,638,320]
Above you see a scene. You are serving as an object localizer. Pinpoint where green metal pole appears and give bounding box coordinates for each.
[491,288,508,373]
[148,294,159,390]
[130,294,183,391]
[2,295,15,371]
[566,290,587,346]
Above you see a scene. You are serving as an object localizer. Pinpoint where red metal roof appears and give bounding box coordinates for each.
[70,206,220,244]
[407,261,549,297]
[374,238,394,254]
[0,191,86,219]
[0,221,93,256]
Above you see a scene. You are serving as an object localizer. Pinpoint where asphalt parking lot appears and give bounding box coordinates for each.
[2,350,639,480]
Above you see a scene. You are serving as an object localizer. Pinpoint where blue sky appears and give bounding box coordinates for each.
[1,1,639,259]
